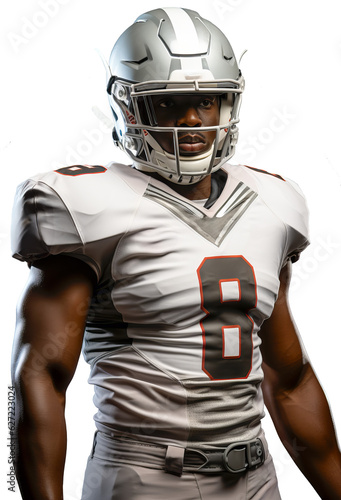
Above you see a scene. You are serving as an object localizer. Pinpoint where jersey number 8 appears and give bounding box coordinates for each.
[197,256,257,381]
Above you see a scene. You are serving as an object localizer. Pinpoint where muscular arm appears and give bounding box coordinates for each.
[11,255,95,500]
[259,262,341,499]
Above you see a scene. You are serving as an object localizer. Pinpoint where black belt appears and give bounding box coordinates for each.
[165,438,265,476]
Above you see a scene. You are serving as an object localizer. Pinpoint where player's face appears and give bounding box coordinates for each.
[150,94,220,156]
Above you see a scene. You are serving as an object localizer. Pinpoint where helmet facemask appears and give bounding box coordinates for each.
[108,78,243,184]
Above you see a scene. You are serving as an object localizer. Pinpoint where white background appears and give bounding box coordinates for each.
[1,0,341,498]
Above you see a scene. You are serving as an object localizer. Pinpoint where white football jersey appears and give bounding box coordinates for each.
[12,162,309,449]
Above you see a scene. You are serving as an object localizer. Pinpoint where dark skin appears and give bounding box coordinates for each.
[148,94,220,200]
[12,256,96,500]
[260,263,341,499]
[11,98,341,498]
[150,93,220,157]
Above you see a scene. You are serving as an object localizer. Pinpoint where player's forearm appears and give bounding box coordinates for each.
[266,362,341,499]
[14,371,67,500]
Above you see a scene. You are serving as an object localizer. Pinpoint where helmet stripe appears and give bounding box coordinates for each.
[162,8,200,51]
[162,8,204,72]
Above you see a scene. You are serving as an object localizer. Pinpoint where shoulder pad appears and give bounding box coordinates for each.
[225,164,309,241]
[11,163,148,274]
[11,178,82,263]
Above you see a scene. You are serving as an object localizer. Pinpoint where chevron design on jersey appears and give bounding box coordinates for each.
[144,182,258,246]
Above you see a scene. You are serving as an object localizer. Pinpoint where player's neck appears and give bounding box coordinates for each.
[150,173,212,200]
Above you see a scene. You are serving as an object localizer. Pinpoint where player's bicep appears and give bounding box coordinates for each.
[259,262,306,393]
[12,255,95,391]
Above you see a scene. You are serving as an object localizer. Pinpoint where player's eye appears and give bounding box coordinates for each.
[158,99,175,109]
[200,97,216,108]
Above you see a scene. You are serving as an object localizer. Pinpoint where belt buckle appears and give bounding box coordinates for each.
[223,438,264,474]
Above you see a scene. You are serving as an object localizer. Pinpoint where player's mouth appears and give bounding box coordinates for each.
[178,134,207,154]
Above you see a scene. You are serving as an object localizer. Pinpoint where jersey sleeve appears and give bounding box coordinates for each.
[11,178,95,271]
[281,177,310,264]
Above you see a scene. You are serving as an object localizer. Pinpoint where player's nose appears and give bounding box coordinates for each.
[176,106,202,127]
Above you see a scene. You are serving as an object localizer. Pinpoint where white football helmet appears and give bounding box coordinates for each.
[107,7,244,184]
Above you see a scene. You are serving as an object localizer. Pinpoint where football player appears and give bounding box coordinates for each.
[11,7,341,500]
